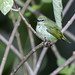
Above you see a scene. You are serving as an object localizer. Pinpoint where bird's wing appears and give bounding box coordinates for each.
[45,22,63,39]
[45,20,59,29]
[46,28,62,39]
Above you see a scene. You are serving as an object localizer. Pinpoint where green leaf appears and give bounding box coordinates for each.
[53,0,63,29]
[57,57,66,66]
[31,5,41,10]
[42,0,52,3]
[0,0,14,15]
[57,57,69,74]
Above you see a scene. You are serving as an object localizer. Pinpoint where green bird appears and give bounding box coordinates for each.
[36,16,70,43]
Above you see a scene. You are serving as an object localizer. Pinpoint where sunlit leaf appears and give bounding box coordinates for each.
[53,0,63,29]
[0,0,14,15]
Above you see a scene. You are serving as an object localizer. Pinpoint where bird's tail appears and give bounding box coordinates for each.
[62,35,71,43]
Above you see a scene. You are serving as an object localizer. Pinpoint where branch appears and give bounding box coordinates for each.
[10,42,43,75]
[28,29,37,69]
[50,54,75,75]
[63,0,74,17]
[64,30,75,42]
[61,13,75,33]
[51,44,61,59]
[0,0,32,74]
[15,0,24,7]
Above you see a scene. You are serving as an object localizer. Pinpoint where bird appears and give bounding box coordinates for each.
[36,16,70,43]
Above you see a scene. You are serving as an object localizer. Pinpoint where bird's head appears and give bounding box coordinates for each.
[36,16,48,25]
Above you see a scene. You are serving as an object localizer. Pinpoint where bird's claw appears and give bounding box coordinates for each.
[43,40,53,47]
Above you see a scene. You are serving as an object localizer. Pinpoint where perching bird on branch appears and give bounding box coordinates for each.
[36,16,70,43]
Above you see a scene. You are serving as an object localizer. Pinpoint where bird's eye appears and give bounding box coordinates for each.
[38,19,44,22]
[41,19,44,21]
[34,19,44,22]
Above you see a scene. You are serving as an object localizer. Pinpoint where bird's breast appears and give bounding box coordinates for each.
[36,25,57,42]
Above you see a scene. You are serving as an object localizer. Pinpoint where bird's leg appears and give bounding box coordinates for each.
[43,37,47,46]
[47,41,53,46]
[43,37,53,47]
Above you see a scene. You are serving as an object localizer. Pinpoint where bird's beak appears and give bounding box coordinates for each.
[34,19,40,22]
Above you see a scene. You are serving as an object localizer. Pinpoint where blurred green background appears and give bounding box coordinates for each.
[0,0,75,75]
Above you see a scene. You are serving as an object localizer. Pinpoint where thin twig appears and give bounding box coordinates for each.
[11,8,20,12]
[10,10,24,56]
[63,0,74,17]
[31,0,36,5]
[61,13,75,33]
[10,10,28,75]
[15,0,24,7]
[62,0,75,42]
[10,42,43,75]
[34,47,48,75]
[50,54,75,75]
[51,44,61,59]
[28,29,37,69]
[64,30,75,42]
[0,0,32,74]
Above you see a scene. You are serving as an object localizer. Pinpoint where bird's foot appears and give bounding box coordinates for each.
[43,37,53,47]
[43,40,53,47]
